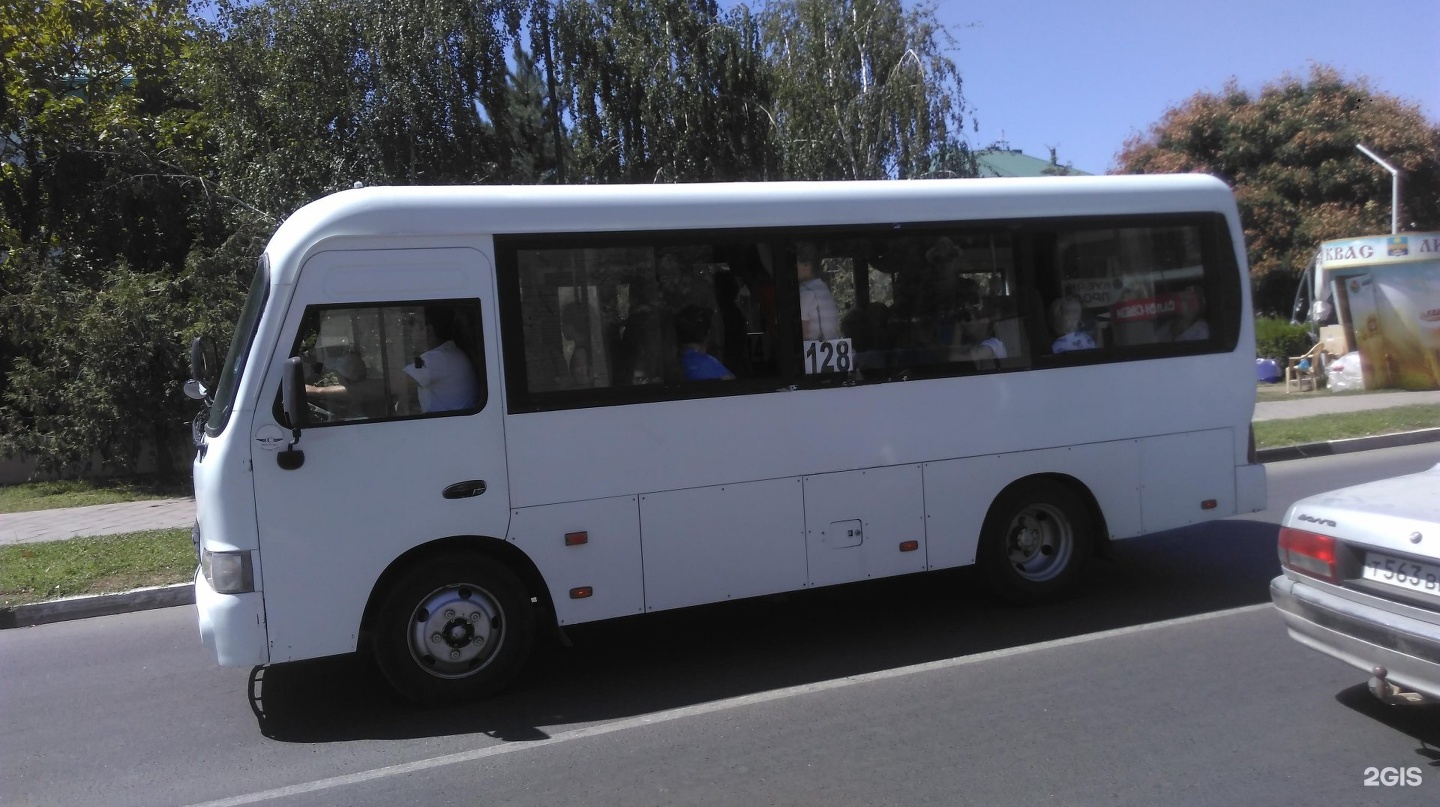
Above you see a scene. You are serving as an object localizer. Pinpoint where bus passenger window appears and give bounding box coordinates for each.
[1056,225,1213,351]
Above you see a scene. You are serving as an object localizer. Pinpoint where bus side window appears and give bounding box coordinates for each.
[279,301,484,425]
[1054,225,1213,353]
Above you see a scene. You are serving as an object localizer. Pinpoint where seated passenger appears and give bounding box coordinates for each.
[403,308,481,412]
[675,305,734,381]
[1173,286,1210,341]
[951,297,1007,362]
[1049,296,1097,354]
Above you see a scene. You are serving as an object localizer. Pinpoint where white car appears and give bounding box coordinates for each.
[1271,462,1440,704]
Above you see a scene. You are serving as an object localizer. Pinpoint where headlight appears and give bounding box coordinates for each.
[201,549,255,594]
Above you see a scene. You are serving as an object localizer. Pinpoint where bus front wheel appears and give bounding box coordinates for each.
[978,480,1091,604]
[372,552,534,705]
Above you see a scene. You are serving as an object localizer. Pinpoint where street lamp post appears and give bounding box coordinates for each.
[1356,144,1401,235]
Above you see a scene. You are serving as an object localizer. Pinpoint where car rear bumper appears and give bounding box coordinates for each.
[1271,574,1440,702]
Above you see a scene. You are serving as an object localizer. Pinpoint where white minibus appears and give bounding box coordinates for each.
[189,176,1267,703]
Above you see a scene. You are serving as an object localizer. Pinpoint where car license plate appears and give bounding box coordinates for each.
[1362,552,1440,599]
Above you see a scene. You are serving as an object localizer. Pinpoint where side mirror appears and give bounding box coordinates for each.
[281,357,309,436]
[278,357,308,471]
[190,336,218,390]
[183,379,207,401]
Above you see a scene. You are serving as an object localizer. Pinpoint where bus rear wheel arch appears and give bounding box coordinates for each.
[977,477,1096,605]
[371,551,535,705]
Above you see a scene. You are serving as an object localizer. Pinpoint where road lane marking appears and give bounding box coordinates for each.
[186,602,1272,806]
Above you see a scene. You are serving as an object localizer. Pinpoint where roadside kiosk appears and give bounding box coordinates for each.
[1297,232,1440,390]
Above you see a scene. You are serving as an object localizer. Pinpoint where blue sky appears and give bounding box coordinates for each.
[937,0,1440,174]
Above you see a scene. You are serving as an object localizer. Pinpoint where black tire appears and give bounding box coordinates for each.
[372,552,535,705]
[978,479,1092,604]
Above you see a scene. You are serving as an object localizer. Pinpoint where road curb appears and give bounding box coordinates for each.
[0,583,194,629]
[1257,427,1440,463]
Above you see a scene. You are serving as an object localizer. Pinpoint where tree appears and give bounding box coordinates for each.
[1116,65,1440,316]
[758,0,973,180]
[550,0,778,183]
[192,0,524,217]
[0,0,230,477]
[501,42,564,183]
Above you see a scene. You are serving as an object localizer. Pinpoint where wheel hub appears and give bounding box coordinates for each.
[1005,505,1072,582]
[408,584,502,679]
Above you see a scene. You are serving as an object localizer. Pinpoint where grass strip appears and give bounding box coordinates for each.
[1253,404,1440,449]
[0,477,191,514]
[0,528,194,607]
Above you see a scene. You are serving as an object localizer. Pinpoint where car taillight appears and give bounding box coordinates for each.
[1278,527,1337,582]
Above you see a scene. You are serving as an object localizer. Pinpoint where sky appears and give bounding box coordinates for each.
[936,0,1440,174]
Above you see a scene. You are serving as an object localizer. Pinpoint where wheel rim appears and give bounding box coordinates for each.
[406,583,504,680]
[1004,503,1074,582]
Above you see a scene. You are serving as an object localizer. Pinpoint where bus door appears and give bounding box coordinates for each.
[250,247,510,663]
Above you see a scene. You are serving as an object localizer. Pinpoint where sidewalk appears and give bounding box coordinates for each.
[0,498,196,546]
[2,389,1438,627]
[1251,389,1440,421]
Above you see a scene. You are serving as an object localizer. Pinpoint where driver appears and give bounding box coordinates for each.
[305,350,385,420]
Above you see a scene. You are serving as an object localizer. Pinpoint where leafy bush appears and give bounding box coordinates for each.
[1254,316,1314,363]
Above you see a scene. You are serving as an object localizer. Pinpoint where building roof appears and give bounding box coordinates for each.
[975,147,1090,178]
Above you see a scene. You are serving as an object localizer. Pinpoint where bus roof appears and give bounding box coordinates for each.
[265,174,1240,282]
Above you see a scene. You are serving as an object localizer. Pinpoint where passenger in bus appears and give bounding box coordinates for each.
[951,297,1008,363]
[619,310,662,385]
[713,270,751,376]
[1172,286,1210,341]
[674,305,734,381]
[561,302,595,386]
[1049,295,1097,354]
[402,308,481,412]
[796,243,841,341]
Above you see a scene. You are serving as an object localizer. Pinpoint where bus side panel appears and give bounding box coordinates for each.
[639,478,806,612]
[1139,428,1236,532]
[923,440,1143,571]
[508,496,644,626]
[802,464,927,588]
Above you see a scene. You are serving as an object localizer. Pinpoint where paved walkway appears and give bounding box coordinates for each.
[1250,389,1440,421]
[0,498,195,546]
[1,389,1437,547]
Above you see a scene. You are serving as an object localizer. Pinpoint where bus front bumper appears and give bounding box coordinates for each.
[196,569,269,667]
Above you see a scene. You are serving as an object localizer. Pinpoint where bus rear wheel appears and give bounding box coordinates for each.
[978,480,1091,604]
[372,552,534,705]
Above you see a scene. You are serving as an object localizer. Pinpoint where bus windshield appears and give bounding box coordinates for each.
[206,257,270,436]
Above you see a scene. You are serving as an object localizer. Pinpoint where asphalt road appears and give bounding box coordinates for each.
[3,444,1440,807]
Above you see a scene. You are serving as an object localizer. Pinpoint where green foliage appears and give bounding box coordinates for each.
[1253,316,1314,363]
[194,0,524,214]
[759,0,973,180]
[1117,65,1440,316]
[0,476,191,514]
[551,0,778,183]
[0,0,236,478]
